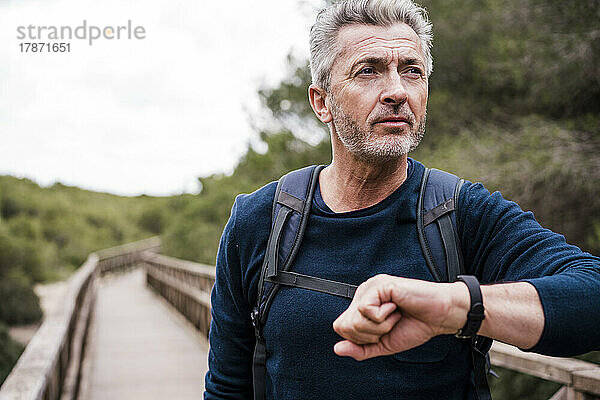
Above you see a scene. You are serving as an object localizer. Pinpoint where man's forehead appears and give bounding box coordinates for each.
[335,23,424,65]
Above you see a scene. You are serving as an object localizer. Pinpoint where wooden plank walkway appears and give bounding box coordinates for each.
[85,268,208,400]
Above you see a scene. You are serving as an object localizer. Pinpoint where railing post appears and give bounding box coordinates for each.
[573,369,600,400]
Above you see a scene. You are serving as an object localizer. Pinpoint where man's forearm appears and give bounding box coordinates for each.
[450,281,544,349]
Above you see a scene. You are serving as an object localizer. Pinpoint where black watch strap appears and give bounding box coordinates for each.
[455,275,485,339]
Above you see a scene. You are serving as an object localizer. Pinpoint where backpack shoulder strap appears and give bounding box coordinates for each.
[416,167,465,282]
[255,165,324,319]
[472,336,494,400]
[255,164,357,314]
[417,168,493,400]
[251,165,323,400]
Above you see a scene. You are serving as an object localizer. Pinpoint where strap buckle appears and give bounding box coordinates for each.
[251,307,262,339]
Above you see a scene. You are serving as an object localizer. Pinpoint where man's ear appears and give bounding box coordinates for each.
[308,84,332,124]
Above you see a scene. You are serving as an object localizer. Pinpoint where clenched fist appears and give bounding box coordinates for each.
[333,274,469,360]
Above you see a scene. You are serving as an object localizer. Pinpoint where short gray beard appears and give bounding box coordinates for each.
[329,96,426,164]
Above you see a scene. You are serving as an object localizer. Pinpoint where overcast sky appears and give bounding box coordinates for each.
[0,0,322,196]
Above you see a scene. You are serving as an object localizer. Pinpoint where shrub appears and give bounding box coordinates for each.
[0,322,24,385]
[0,276,42,325]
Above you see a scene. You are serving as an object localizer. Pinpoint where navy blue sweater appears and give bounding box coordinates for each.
[204,159,600,399]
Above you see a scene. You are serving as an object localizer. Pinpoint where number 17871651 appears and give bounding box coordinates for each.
[19,42,71,52]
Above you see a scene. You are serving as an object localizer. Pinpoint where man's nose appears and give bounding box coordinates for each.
[380,74,408,106]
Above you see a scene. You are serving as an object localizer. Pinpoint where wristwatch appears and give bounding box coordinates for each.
[454,275,485,339]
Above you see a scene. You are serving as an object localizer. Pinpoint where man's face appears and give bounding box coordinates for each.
[326,23,429,163]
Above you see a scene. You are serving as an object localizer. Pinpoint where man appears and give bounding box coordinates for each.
[204,0,600,399]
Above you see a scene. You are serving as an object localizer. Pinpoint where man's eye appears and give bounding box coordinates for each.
[358,67,375,75]
[406,67,423,76]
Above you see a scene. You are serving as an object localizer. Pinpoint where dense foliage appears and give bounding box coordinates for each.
[0,323,22,385]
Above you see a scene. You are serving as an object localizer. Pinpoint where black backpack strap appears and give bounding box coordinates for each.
[256,165,325,322]
[252,165,323,400]
[417,168,492,400]
[251,337,267,400]
[267,270,357,299]
[252,164,364,398]
[417,168,465,282]
[472,337,494,400]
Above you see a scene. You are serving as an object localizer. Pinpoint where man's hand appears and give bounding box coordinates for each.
[333,275,468,360]
[333,274,544,361]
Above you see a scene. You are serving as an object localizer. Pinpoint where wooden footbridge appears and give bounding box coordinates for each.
[1,238,599,400]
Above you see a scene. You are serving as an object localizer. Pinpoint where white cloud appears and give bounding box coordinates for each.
[0,0,322,195]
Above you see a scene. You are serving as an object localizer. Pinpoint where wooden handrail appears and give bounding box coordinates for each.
[96,236,161,274]
[141,251,214,339]
[0,255,98,400]
[142,251,215,278]
[94,236,161,260]
[490,342,600,399]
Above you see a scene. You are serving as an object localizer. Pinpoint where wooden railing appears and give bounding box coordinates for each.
[490,342,600,400]
[0,237,161,400]
[142,252,214,339]
[2,236,599,400]
[96,236,161,274]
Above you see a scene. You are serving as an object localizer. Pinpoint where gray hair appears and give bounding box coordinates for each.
[309,0,433,91]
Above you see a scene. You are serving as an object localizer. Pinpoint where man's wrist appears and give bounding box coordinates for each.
[441,282,470,335]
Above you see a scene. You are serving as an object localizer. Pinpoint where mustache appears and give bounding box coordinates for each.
[369,105,416,126]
